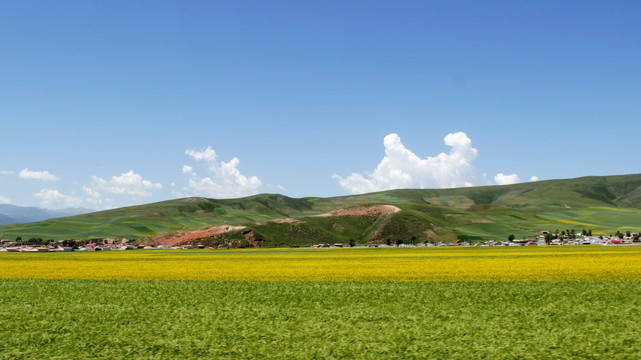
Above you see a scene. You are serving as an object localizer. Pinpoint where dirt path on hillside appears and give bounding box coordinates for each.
[152,225,246,247]
[314,205,401,217]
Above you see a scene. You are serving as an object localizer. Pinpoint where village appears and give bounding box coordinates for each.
[1,229,640,252]
[316,233,640,249]
[0,238,203,252]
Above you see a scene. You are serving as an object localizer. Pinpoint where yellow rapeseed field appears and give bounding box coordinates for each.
[2,246,641,282]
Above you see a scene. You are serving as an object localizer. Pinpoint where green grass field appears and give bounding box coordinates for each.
[1,280,640,359]
[2,247,641,358]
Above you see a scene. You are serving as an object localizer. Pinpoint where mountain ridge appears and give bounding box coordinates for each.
[1,174,641,245]
[0,204,94,225]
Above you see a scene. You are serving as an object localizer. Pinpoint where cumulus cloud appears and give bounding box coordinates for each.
[19,168,60,182]
[184,146,262,198]
[82,191,114,209]
[82,186,104,208]
[186,147,217,162]
[182,165,195,176]
[33,189,82,208]
[0,195,10,204]
[1,170,15,176]
[82,185,114,209]
[333,132,484,194]
[530,176,539,182]
[494,173,520,185]
[89,170,162,197]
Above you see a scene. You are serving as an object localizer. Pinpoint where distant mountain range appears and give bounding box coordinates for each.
[0,204,93,225]
[1,174,641,244]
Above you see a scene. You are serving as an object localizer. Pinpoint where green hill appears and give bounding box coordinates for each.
[2,174,641,246]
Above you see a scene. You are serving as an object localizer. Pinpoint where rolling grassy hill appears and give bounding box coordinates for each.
[2,174,641,245]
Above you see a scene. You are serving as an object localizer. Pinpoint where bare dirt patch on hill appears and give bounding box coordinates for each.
[255,217,301,225]
[314,205,401,217]
[152,225,246,247]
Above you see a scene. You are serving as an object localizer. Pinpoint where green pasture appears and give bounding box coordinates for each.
[1,279,640,359]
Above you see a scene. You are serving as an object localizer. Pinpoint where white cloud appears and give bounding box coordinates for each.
[81,186,114,210]
[184,146,262,198]
[494,173,520,185]
[185,147,218,162]
[33,189,82,208]
[89,170,162,197]
[333,132,484,194]
[530,176,539,182]
[82,186,101,199]
[0,195,11,204]
[1,170,15,176]
[19,168,60,182]
[182,165,195,176]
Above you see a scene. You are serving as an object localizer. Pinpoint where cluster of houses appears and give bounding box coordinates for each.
[2,231,639,252]
[0,242,128,252]
[467,235,635,247]
[0,243,213,252]
[0,238,215,252]
[493,231,640,246]
[310,232,640,248]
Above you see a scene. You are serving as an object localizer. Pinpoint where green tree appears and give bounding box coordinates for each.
[545,233,554,244]
[508,234,515,242]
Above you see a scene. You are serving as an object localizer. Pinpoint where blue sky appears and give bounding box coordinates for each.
[1,1,639,210]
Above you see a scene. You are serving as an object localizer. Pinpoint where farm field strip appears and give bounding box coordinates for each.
[2,247,641,282]
[4,246,641,358]
[2,279,641,359]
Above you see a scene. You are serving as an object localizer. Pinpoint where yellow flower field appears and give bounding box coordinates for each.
[2,246,641,282]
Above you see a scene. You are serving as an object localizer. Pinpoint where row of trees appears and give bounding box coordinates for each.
[12,237,108,248]
[554,229,592,239]
[13,237,55,246]
[384,236,419,247]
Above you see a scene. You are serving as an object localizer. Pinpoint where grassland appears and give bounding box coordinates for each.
[4,174,641,358]
[2,173,641,245]
[3,280,641,359]
[2,247,641,359]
